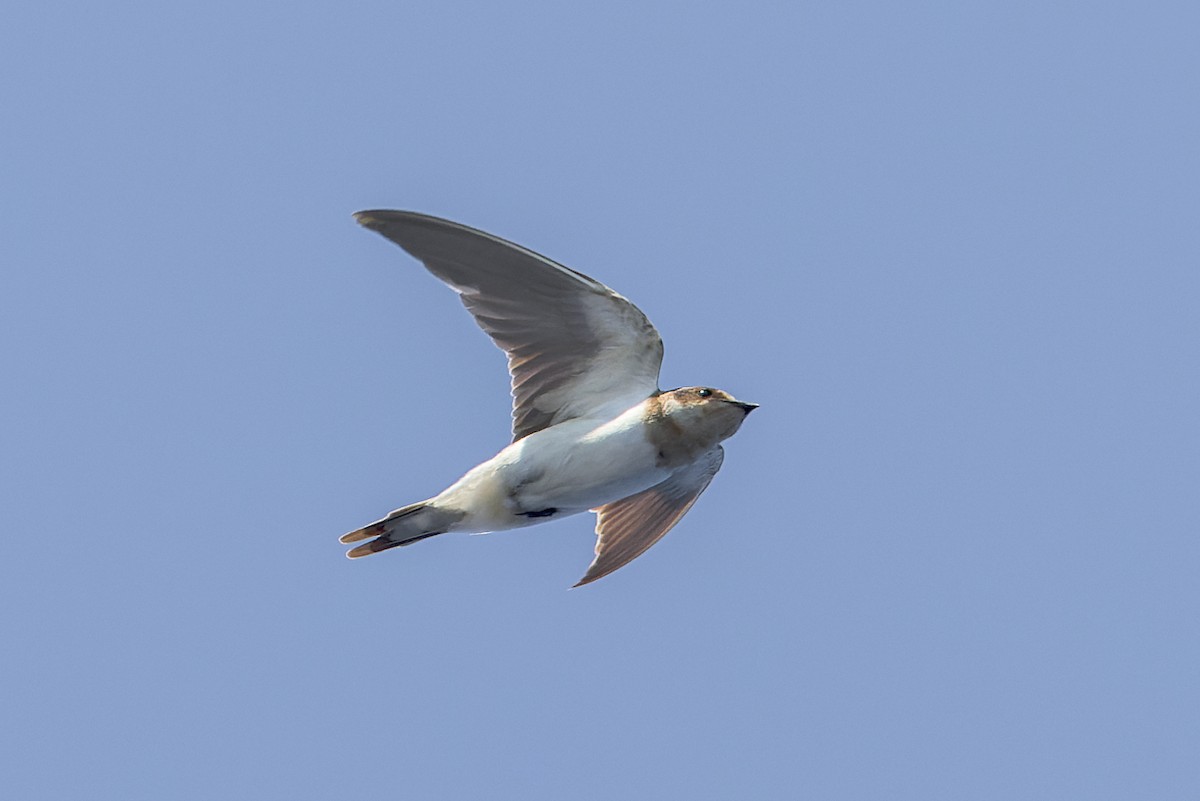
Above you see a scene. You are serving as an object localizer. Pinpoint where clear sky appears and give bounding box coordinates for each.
[3,2,1198,798]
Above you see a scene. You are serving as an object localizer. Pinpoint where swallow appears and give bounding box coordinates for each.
[340,211,757,586]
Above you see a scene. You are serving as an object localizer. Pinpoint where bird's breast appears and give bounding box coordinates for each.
[642,411,720,469]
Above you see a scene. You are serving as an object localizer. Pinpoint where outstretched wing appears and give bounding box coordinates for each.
[575,447,725,587]
[355,211,664,441]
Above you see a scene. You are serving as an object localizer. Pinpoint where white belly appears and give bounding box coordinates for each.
[434,409,671,533]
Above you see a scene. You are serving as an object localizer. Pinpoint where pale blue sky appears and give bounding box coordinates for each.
[3,2,1198,798]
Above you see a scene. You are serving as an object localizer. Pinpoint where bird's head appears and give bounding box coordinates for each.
[658,386,758,444]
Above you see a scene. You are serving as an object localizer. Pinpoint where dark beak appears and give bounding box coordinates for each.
[732,401,759,414]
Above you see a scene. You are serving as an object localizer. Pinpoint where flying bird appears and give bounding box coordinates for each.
[341,211,757,586]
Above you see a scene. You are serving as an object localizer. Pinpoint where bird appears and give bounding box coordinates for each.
[340,211,757,586]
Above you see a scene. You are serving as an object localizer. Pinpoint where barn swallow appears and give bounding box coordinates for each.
[341,211,757,586]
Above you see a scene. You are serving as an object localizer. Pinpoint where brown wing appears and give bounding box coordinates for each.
[354,211,664,441]
[575,447,725,587]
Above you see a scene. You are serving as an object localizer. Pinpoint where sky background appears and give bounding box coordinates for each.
[3,2,1198,798]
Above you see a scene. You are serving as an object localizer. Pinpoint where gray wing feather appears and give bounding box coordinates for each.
[575,447,725,587]
[355,211,664,441]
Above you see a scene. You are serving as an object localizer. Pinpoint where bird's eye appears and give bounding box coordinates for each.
[697,388,712,398]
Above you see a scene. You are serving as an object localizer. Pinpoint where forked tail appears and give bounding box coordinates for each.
[339,502,461,558]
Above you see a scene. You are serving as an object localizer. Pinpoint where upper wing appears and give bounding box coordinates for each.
[575,447,725,587]
[355,211,664,441]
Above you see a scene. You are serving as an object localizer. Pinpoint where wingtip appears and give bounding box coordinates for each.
[353,210,384,229]
[354,209,436,230]
[570,569,604,588]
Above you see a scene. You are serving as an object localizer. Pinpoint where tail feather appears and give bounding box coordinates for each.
[339,502,426,544]
[340,502,462,559]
